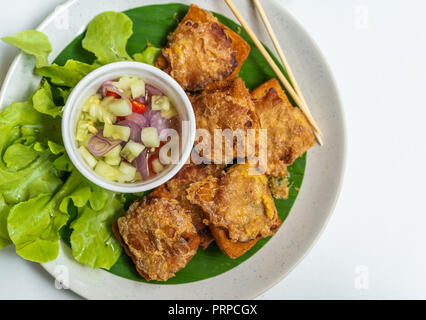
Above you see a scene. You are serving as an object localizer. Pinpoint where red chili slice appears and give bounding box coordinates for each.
[131,100,147,114]
[106,90,119,98]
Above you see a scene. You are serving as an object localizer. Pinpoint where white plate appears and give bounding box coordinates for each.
[0,0,346,300]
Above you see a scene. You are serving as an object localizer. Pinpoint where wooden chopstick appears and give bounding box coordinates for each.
[252,0,322,139]
[224,0,323,145]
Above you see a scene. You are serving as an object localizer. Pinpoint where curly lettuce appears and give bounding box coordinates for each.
[7,170,124,265]
[133,46,161,65]
[82,11,133,64]
[2,30,52,67]
[70,194,124,269]
[32,80,63,118]
[7,170,80,262]
[0,100,63,205]
[36,60,99,87]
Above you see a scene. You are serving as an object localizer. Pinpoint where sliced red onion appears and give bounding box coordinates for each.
[150,111,172,141]
[117,120,142,143]
[125,112,148,128]
[145,84,164,97]
[88,132,122,157]
[139,100,153,122]
[133,150,148,180]
[136,96,146,104]
[99,81,129,100]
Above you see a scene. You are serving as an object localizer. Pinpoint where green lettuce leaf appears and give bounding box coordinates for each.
[56,171,124,269]
[87,182,114,212]
[57,87,71,103]
[6,170,87,262]
[2,30,52,67]
[36,60,99,87]
[0,195,11,249]
[82,11,133,64]
[0,100,62,205]
[133,46,161,65]
[3,143,39,171]
[0,150,63,209]
[70,194,124,269]
[32,80,63,118]
[53,153,73,173]
[7,194,66,262]
[47,141,65,155]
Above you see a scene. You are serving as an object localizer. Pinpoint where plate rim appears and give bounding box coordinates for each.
[248,0,348,298]
[0,0,347,300]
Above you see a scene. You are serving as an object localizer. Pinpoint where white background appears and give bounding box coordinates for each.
[0,0,425,300]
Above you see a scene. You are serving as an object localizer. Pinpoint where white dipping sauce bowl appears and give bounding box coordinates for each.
[62,62,196,193]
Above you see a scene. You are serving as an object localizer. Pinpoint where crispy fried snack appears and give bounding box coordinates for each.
[190,77,260,163]
[157,4,250,91]
[251,79,315,198]
[187,164,281,259]
[164,164,225,249]
[113,195,200,282]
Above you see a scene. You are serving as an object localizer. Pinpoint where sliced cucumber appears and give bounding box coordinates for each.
[116,162,137,183]
[152,96,170,111]
[103,123,131,141]
[113,76,138,91]
[119,162,137,177]
[152,158,165,174]
[106,99,132,117]
[101,109,117,124]
[89,101,116,123]
[161,106,178,119]
[100,96,115,108]
[116,173,130,183]
[76,120,89,142]
[121,140,145,162]
[104,145,122,166]
[141,127,160,148]
[81,111,97,122]
[94,160,119,181]
[104,156,121,166]
[82,94,101,112]
[131,79,145,99]
[89,104,102,120]
[81,133,94,149]
[79,146,97,169]
[105,144,122,158]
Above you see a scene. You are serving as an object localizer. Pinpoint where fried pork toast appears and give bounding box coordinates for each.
[157,4,250,91]
[251,79,315,173]
[187,164,281,259]
[251,79,315,198]
[190,77,260,164]
[164,164,225,249]
[114,194,200,282]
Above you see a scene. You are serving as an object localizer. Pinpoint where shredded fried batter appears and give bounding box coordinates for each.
[251,79,315,175]
[251,79,315,198]
[114,196,200,282]
[190,77,260,163]
[158,4,250,91]
[165,164,225,249]
[187,164,281,259]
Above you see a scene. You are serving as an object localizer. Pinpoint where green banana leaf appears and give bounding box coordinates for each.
[55,3,307,284]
